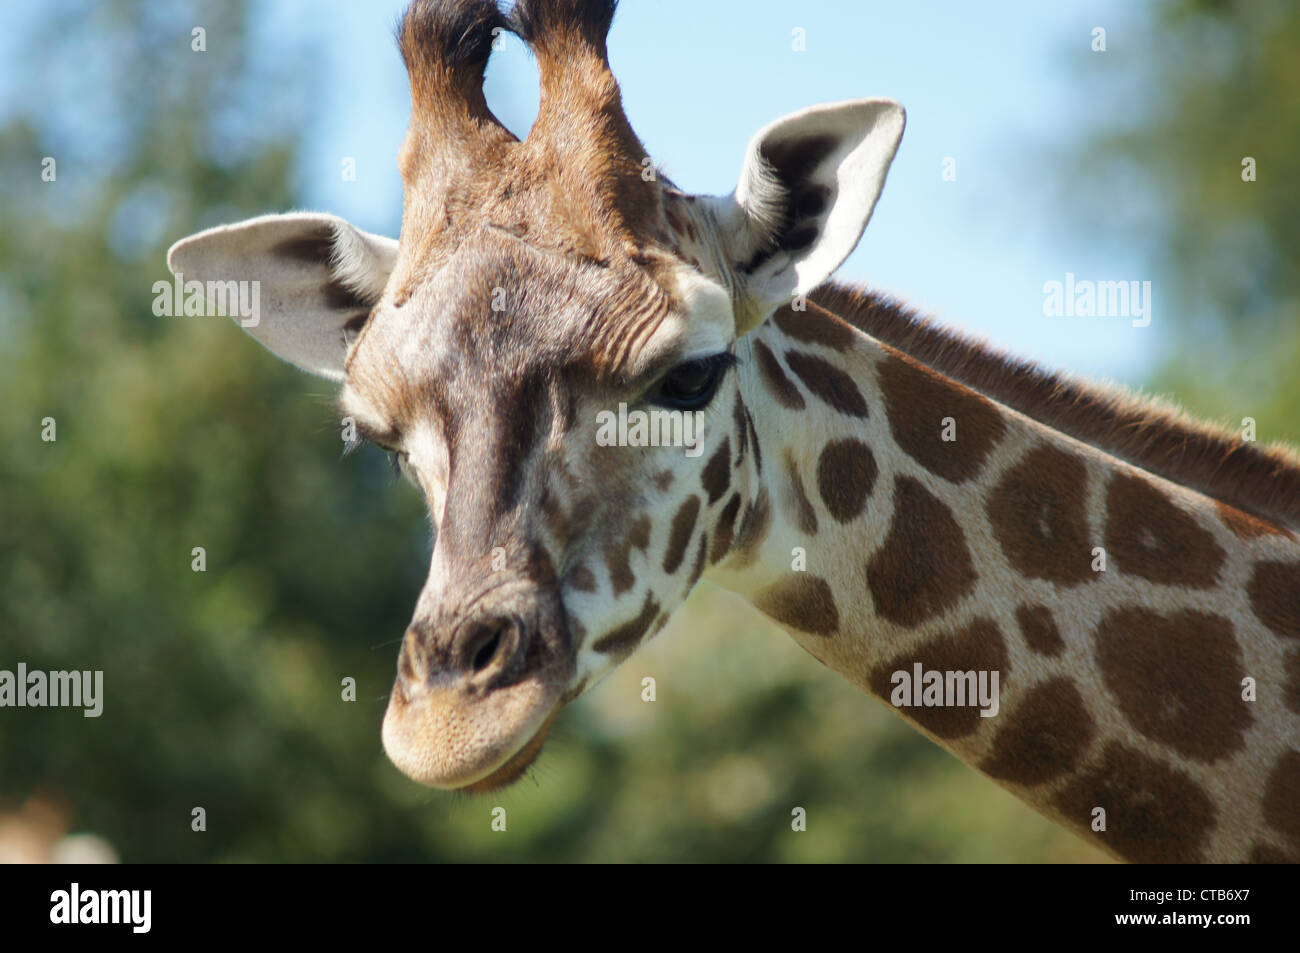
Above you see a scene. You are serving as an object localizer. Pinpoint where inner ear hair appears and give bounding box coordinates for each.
[269,220,387,345]
[735,152,789,257]
[327,219,392,306]
[740,134,840,273]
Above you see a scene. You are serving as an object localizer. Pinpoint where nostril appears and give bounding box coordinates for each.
[472,627,505,672]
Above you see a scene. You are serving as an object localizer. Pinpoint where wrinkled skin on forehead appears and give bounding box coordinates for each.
[350,228,680,405]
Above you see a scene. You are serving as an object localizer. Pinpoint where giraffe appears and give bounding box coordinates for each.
[166,0,1300,862]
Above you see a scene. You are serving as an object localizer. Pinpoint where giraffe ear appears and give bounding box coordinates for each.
[166,212,398,381]
[718,98,905,329]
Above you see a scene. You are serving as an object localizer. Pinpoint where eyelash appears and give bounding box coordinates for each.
[692,352,740,374]
[651,352,739,409]
[342,435,407,480]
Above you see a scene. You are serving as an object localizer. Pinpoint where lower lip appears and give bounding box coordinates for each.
[458,709,558,793]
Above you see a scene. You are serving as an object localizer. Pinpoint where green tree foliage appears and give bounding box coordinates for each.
[0,0,436,862]
[1067,0,1300,447]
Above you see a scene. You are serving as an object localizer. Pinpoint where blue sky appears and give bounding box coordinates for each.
[1,0,1158,383]
[280,0,1156,383]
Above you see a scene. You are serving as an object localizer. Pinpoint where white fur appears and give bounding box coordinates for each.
[724,98,906,313]
[166,212,398,381]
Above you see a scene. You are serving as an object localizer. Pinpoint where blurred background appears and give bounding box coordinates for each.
[1,0,1297,862]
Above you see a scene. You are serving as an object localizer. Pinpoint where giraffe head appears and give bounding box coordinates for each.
[167,0,904,791]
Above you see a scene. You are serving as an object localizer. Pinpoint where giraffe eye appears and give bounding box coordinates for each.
[654,353,738,410]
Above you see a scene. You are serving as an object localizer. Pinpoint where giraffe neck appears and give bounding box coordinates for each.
[702,296,1300,863]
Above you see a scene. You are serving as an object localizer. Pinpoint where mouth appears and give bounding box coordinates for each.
[458,709,558,793]
[381,621,576,791]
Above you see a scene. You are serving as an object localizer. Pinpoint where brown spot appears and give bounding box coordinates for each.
[743,405,762,473]
[524,546,557,587]
[1248,560,1300,640]
[753,340,806,410]
[772,303,857,352]
[1105,473,1226,588]
[629,516,652,549]
[1095,608,1251,762]
[686,534,708,591]
[1052,742,1215,863]
[711,493,742,565]
[1016,605,1065,657]
[592,593,660,658]
[878,353,1005,483]
[730,486,772,568]
[754,574,839,636]
[701,438,731,505]
[568,565,596,593]
[1263,750,1300,847]
[603,515,652,597]
[653,469,674,492]
[783,351,869,418]
[869,618,1009,738]
[867,477,976,627]
[988,445,1094,585]
[663,496,701,575]
[782,451,818,535]
[816,438,877,523]
[732,399,748,465]
[559,674,590,706]
[1215,499,1293,540]
[980,677,1094,785]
